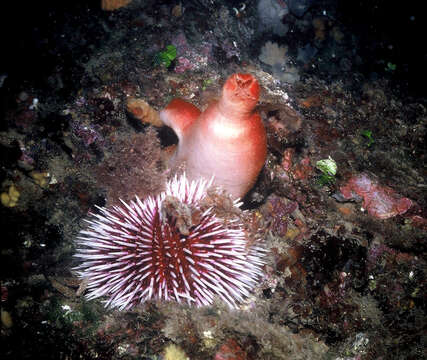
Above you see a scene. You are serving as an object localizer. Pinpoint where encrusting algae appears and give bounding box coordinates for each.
[101,0,132,11]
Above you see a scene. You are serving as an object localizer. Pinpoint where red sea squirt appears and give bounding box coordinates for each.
[160,73,267,199]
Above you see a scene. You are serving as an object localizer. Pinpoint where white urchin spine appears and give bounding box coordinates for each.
[74,174,265,310]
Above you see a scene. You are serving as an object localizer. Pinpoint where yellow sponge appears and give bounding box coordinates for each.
[163,344,189,360]
[1,185,20,207]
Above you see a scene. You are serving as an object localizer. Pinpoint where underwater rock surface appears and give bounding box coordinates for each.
[1,1,425,359]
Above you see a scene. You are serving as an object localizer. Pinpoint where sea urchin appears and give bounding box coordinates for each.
[74,175,264,310]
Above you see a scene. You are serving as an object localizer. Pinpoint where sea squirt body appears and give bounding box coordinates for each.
[160,74,267,199]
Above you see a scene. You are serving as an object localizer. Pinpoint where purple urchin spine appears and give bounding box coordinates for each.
[74,174,264,310]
